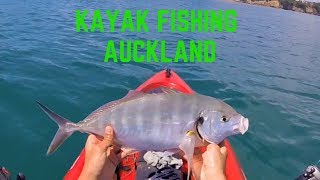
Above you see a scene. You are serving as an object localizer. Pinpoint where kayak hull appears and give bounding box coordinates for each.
[64,69,246,180]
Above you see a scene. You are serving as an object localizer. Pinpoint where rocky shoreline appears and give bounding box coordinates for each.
[234,0,320,16]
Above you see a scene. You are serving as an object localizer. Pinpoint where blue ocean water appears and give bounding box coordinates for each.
[0,0,319,179]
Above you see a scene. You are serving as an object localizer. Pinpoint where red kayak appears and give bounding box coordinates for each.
[64,69,246,180]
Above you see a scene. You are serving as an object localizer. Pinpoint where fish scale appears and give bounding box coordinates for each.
[78,93,197,150]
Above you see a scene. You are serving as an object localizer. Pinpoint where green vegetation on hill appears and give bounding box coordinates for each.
[279,0,294,10]
[315,3,320,13]
[238,0,320,16]
[279,0,320,14]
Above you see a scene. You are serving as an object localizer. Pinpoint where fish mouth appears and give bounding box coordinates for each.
[238,117,249,134]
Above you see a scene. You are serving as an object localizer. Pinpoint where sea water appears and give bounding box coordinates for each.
[0,0,319,179]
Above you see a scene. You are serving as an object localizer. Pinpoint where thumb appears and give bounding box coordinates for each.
[99,126,114,151]
[86,134,99,145]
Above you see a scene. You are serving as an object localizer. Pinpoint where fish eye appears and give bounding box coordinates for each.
[221,116,228,122]
[197,116,204,125]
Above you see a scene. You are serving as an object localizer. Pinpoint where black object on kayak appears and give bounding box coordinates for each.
[135,151,182,180]
[147,167,180,180]
[165,68,172,78]
[146,167,181,180]
[0,166,26,180]
[16,173,25,180]
[295,165,320,180]
[0,166,10,180]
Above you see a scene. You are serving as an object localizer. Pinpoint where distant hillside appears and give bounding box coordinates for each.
[235,0,320,16]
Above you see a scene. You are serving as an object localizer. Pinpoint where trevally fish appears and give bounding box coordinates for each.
[37,88,249,179]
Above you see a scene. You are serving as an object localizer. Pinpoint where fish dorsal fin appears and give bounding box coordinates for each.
[107,90,146,107]
[85,90,147,120]
[124,90,146,98]
[86,88,178,121]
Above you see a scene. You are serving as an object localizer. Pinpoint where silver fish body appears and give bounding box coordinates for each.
[37,90,249,155]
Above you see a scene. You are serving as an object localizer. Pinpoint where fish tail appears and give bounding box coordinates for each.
[36,101,77,156]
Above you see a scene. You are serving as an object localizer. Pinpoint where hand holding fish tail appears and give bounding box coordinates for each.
[191,144,227,180]
[78,126,130,180]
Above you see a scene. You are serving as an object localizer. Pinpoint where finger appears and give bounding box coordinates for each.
[99,126,114,150]
[220,146,228,158]
[206,143,220,152]
[86,134,99,145]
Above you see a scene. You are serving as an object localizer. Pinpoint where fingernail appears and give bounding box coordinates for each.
[106,126,112,134]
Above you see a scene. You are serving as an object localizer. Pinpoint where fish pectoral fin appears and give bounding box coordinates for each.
[179,131,196,180]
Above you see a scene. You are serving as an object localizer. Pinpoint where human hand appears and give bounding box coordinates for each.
[78,126,129,180]
[191,144,227,180]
